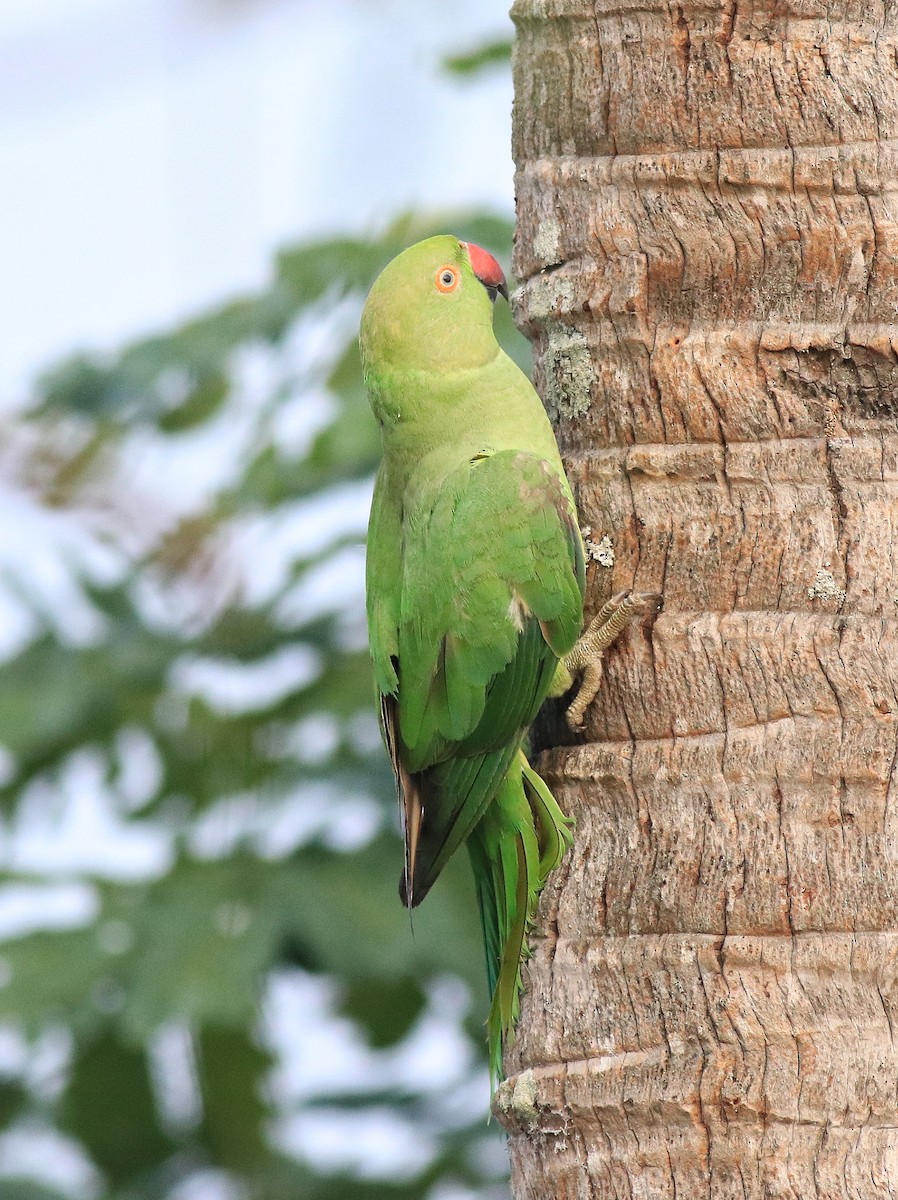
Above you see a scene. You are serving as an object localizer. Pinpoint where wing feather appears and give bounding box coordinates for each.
[370,449,584,906]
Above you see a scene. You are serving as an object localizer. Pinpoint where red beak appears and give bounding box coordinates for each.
[461,241,509,301]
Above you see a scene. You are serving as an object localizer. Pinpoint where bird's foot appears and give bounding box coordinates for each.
[563,590,662,730]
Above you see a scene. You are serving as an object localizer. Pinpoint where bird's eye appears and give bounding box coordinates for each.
[435,265,459,292]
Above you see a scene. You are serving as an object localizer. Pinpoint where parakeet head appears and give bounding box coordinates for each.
[359,235,508,376]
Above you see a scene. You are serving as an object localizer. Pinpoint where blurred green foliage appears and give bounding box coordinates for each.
[0,214,528,1199]
[442,40,513,78]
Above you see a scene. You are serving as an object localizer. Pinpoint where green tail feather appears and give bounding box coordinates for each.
[466,750,574,1083]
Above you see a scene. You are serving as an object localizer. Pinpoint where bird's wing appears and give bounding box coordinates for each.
[367,461,427,891]
[377,448,584,904]
[366,461,402,698]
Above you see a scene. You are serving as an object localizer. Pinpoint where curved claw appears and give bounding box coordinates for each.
[563,589,662,731]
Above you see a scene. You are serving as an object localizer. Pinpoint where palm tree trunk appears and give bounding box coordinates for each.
[503,1,898,1195]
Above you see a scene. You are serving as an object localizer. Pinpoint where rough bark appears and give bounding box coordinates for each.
[501,1,898,1196]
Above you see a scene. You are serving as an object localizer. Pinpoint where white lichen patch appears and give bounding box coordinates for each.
[543,322,592,420]
[533,216,561,265]
[583,531,614,567]
[495,1067,539,1123]
[494,1068,573,1145]
[526,273,574,322]
[807,565,846,604]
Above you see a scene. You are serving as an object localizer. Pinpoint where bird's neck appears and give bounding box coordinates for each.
[372,355,553,464]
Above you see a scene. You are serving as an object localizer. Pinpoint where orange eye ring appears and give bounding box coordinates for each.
[435,265,459,293]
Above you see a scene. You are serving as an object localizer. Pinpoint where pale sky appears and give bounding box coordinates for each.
[0,0,515,401]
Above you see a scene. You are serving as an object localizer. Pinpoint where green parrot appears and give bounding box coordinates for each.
[360,235,655,1079]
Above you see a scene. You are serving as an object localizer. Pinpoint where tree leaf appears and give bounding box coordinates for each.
[339,976,426,1049]
[56,1030,173,1183]
[442,39,513,77]
[197,1025,272,1171]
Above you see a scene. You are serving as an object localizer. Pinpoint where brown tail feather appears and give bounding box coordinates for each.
[380,694,423,907]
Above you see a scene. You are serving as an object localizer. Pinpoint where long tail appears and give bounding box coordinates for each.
[466,750,574,1082]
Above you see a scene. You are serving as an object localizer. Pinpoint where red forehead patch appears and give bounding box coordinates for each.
[460,241,506,289]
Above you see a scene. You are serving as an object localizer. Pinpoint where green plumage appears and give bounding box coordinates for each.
[361,235,583,1079]
[468,752,573,1080]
